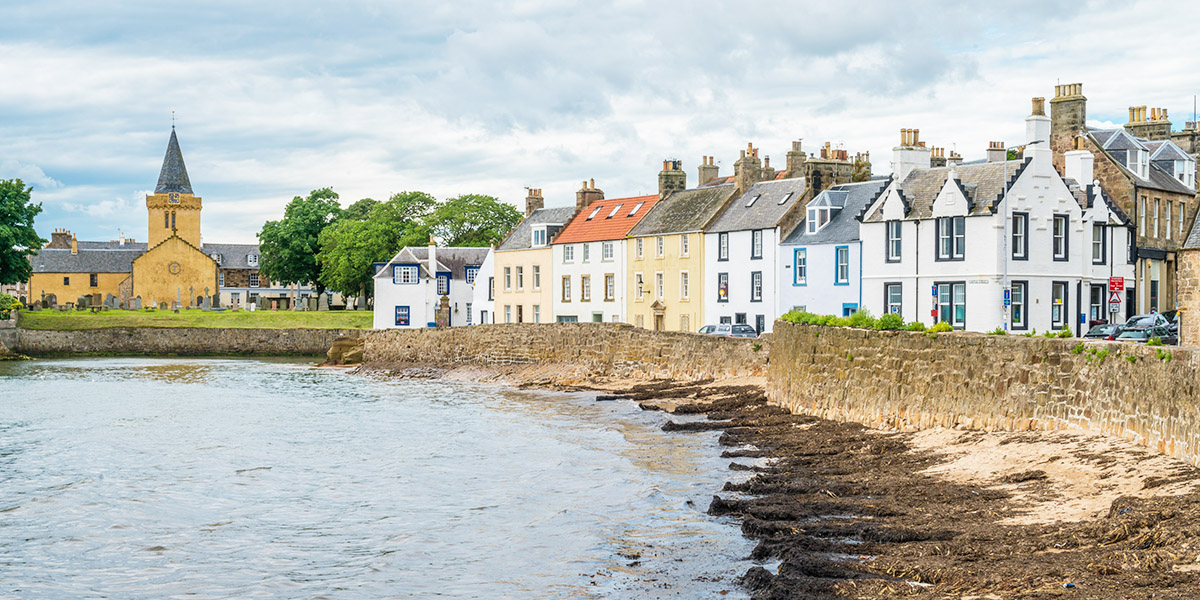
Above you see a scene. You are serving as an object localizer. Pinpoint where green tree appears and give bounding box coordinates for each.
[316,191,436,301]
[257,188,341,294]
[427,194,521,247]
[341,198,379,221]
[0,179,47,285]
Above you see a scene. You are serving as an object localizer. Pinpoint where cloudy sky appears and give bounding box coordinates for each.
[3,0,1197,244]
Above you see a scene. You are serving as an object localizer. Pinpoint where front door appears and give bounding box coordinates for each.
[755,314,765,334]
[654,315,663,331]
[517,305,524,323]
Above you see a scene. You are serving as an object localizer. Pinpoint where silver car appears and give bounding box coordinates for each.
[698,324,759,338]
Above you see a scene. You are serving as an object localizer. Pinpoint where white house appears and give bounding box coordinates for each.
[777,179,890,318]
[372,245,489,329]
[550,194,657,323]
[858,101,1134,334]
[470,248,496,325]
[703,177,808,334]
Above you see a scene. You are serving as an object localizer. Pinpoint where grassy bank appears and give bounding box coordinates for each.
[17,308,373,330]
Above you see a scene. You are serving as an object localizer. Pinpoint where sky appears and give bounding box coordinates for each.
[2,0,1198,244]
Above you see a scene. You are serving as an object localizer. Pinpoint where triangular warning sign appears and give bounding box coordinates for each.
[1108,291,1121,303]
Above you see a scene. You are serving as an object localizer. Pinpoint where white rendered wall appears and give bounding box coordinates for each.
[703,229,778,332]
[551,240,629,323]
[776,242,862,317]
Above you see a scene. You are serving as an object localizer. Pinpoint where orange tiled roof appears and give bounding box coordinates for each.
[553,194,659,244]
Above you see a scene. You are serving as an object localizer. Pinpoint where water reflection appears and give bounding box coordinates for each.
[0,358,754,599]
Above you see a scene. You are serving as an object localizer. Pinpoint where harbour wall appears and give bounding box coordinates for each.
[14,327,363,356]
[767,321,1200,466]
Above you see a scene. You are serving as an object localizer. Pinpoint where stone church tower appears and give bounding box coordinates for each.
[146,128,203,247]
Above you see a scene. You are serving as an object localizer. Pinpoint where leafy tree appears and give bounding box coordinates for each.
[341,198,379,221]
[427,194,521,247]
[851,157,872,182]
[316,191,436,301]
[257,188,341,294]
[0,179,47,285]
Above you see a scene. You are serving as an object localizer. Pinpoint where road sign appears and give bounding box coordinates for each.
[1003,288,1011,306]
[1109,302,1121,313]
[1108,291,1122,304]
[1109,277,1125,292]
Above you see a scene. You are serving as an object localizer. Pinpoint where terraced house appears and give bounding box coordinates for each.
[491,186,585,323]
[1049,83,1198,313]
[372,243,488,329]
[550,190,656,324]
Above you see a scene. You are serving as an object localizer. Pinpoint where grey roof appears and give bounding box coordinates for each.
[30,248,143,273]
[1090,128,1194,195]
[1146,162,1195,195]
[374,246,489,279]
[628,184,737,236]
[201,243,260,269]
[1185,212,1200,250]
[77,240,148,250]
[155,128,193,194]
[863,159,1027,223]
[1146,140,1191,161]
[496,206,576,251]
[783,179,889,245]
[706,177,807,233]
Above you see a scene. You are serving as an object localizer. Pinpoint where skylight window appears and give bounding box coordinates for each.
[778,192,793,205]
[628,201,644,217]
[606,204,624,219]
[745,195,760,208]
[586,207,602,220]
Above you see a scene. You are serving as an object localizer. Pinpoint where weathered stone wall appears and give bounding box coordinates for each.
[768,321,1200,465]
[1180,248,1200,347]
[364,323,767,381]
[15,327,362,356]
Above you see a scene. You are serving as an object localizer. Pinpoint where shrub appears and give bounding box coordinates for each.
[929,321,953,333]
[827,317,851,327]
[0,293,18,309]
[847,309,877,329]
[875,313,905,331]
[1147,337,1164,347]
[907,321,927,332]
[986,327,1007,335]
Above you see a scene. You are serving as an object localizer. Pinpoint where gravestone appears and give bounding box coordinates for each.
[201,294,212,311]
[48,294,57,309]
[77,295,89,309]
[318,293,329,311]
[271,299,278,311]
[188,286,195,309]
[18,296,26,307]
[105,294,118,309]
[307,297,317,311]
[211,294,221,309]
[132,296,142,310]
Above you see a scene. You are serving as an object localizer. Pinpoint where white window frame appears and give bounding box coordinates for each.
[718,232,729,260]
[751,271,763,302]
[247,254,259,267]
[1153,198,1160,238]
[249,273,261,288]
[635,238,644,259]
[885,283,902,315]
[516,266,524,290]
[582,243,590,262]
[533,305,541,323]
[835,247,849,284]
[436,275,449,295]
[655,271,664,299]
[635,272,644,301]
[581,275,591,302]
[605,274,615,301]
[1052,214,1068,260]
[793,249,807,285]
[561,276,571,302]
[532,265,541,290]
[751,230,763,259]
[679,270,689,299]
[601,241,614,261]
[680,234,689,257]
[504,267,512,291]
[886,221,902,261]
[1092,223,1105,264]
[563,245,574,262]
[394,265,418,285]
[656,236,665,258]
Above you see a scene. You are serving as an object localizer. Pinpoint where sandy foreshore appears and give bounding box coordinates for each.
[356,363,1200,598]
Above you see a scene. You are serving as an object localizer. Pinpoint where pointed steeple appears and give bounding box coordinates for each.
[155,128,193,194]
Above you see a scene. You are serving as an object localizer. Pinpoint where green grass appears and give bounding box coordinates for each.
[17,308,373,330]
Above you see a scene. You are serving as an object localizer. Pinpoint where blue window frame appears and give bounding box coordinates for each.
[436,273,451,295]
[841,303,857,317]
[465,266,480,284]
[834,246,849,286]
[395,306,410,326]
[793,248,807,286]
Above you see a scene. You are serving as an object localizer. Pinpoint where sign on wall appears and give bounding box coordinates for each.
[1109,277,1125,292]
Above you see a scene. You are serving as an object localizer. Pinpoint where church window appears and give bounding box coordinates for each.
[249,273,260,287]
[171,212,176,229]
[89,273,98,287]
[164,212,170,228]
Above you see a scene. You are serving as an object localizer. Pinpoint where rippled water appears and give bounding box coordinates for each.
[0,358,755,599]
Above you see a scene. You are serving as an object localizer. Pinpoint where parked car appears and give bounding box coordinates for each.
[1084,323,1123,340]
[1114,325,1177,345]
[698,324,759,338]
[1124,313,1169,329]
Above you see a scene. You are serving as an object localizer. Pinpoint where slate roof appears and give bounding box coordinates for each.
[30,248,143,273]
[496,206,576,252]
[77,240,148,251]
[863,160,1027,223]
[374,246,489,279]
[155,128,193,194]
[628,184,737,237]
[1185,213,1200,250]
[1146,140,1191,161]
[553,194,658,244]
[706,177,807,233]
[783,179,889,245]
[201,243,260,269]
[1146,162,1194,195]
[1089,128,1194,195]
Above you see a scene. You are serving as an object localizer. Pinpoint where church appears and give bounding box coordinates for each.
[28,129,298,309]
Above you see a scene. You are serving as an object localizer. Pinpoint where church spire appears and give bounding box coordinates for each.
[155,128,193,194]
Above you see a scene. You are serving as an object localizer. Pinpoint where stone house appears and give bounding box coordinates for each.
[372,244,488,329]
[550,189,657,324]
[777,178,890,319]
[491,187,581,324]
[858,100,1135,333]
[1049,83,1197,313]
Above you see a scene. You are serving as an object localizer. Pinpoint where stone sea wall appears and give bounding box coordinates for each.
[363,323,767,381]
[15,327,363,356]
[767,321,1200,466]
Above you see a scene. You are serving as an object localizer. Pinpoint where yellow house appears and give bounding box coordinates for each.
[626,183,736,331]
[492,205,576,324]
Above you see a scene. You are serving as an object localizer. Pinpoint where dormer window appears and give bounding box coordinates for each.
[586,207,602,220]
[1176,159,1196,188]
[211,253,222,265]
[628,202,644,217]
[807,207,831,234]
[606,204,624,219]
[1129,149,1149,179]
[805,190,846,234]
[531,227,548,247]
[247,254,259,266]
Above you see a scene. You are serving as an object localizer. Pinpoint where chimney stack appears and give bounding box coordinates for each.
[524,187,544,217]
[1125,104,1172,140]
[1064,136,1094,185]
[893,128,932,180]
[48,228,73,249]
[733,142,762,195]
[946,150,963,167]
[784,140,806,177]
[1050,82,1087,150]
[658,159,687,198]
[1026,96,1052,148]
[70,233,78,255]
[428,235,437,288]
[575,179,604,213]
[986,141,1007,163]
[698,155,719,186]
